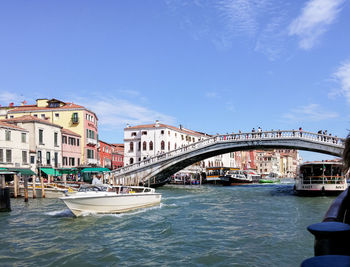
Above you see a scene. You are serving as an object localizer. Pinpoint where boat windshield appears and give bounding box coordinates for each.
[78,185,108,192]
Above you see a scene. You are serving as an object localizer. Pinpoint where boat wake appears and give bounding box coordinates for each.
[45,209,75,217]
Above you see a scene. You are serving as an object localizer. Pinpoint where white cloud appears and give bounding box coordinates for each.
[0,91,22,105]
[75,95,176,129]
[282,103,338,122]
[332,60,350,103]
[289,0,345,50]
[205,92,219,98]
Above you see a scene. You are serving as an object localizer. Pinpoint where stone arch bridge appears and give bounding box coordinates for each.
[111,130,345,186]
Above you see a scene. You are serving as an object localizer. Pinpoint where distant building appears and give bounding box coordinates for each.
[3,115,62,173]
[98,140,112,169]
[0,98,98,166]
[111,144,124,169]
[61,128,81,168]
[0,121,30,169]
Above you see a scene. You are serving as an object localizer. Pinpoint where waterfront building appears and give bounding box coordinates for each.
[0,98,98,166]
[111,144,124,169]
[61,128,81,168]
[0,121,30,169]
[98,140,112,169]
[276,149,298,177]
[3,115,62,173]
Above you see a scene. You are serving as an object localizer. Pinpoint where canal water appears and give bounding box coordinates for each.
[0,183,335,266]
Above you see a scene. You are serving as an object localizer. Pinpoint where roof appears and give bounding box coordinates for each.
[62,128,81,137]
[125,123,206,137]
[0,120,28,131]
[5,99,98,120]
[3,115,62,128]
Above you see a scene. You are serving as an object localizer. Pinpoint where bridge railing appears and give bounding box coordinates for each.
[112,130,345,175]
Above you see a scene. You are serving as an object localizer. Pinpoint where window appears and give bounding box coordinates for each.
[77,139,80,146]
[161,130,164,135]
[0,149,3,162]
[72,112,79,123]
[63,157,67,166]
[143,141,147,151]
[49,102,60,108]
[34,114,38,117]
[161,141,165,150]
[54,152,58,168]
[62,136,67,144]
[131,132,137,137]
[46,152,51,165]
[21,133,26,143]
[181,135,184,140]
[149,141,153,151]
[129,158,134,164]
[10,115,14,119]
[6,150,12,163]
[55,113,59,118]
[54,132,58,147]
[168,142,170,151]
[138,142,141,151]
[69,157,75,166]
[5,130,11,141]
[142,131,147,135]
[38,151,42,163]
[78,158,80,166]
[168,131,170,136]
[87,149,94,159]
[30,156,35,164]
[41,114,45,119]
[22,151,27,164]
[39,129,43,144]
[129,142,134,152]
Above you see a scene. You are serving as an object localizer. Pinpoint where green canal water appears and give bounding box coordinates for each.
[0,183,335,266]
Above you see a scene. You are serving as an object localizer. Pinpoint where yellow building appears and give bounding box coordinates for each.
[0,98,98,166]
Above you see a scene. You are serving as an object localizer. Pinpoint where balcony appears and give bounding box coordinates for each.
[87,138,97,146]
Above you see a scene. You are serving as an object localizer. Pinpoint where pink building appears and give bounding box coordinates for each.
[61,128,81,168]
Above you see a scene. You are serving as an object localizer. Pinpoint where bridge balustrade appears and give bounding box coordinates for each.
[112,130,345,176]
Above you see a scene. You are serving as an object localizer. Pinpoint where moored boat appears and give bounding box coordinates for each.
[294,161,347,196]
[60,184,162,217]
[222,170,252,186]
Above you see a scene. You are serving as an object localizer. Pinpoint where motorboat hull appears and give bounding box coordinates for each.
[294,183,347,196]
[61,193,162,217]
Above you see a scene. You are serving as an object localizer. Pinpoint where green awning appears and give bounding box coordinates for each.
[5,168,36,176]
[80,167,110,173]
[40,168,59,176]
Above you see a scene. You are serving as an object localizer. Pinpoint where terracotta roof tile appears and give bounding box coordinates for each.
[0,120,28,131]
[61,128,81,137]
[125,123,207,137]
[3,115,62,128]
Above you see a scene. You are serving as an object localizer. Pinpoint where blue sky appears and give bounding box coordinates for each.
[0,0,350,161]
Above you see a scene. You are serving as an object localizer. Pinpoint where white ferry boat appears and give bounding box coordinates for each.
[294,161,347,196]
[60,185,162,217]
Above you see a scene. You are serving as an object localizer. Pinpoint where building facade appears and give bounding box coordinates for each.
[112,144,124,169]
[4,115,62,173]
[98,140,112,169]
[0,121,30,169]
[0,98,98,166]
[62,128,82,168]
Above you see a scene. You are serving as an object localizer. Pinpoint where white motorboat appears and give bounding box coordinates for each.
[294,161,347,196]
[60,185,162,217]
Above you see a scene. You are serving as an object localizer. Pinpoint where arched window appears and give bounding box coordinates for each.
[130,142,134,152]
[161,141,165,150]
[149,141,153,151]
[143,141,147,151]
[168,141,170,151]
[130,158,134,164]
[138,141,141,151]
[175,143,177,149]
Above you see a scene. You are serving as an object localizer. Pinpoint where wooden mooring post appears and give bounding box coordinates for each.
[13,174,18,198]
[40,177,45,198]
[32,175,37,199]
[24,176,29,202]
[0,175,11,212]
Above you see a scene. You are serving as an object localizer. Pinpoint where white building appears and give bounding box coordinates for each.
[4,115,62,173]
[124,121,238,174]
[0,121,30,169]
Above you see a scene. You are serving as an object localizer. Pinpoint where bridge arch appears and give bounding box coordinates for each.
[112,130,345,185]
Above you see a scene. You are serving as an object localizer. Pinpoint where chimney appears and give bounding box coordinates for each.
[155,120,160,127]
[179,124,183,130]
[126,123,130,128]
